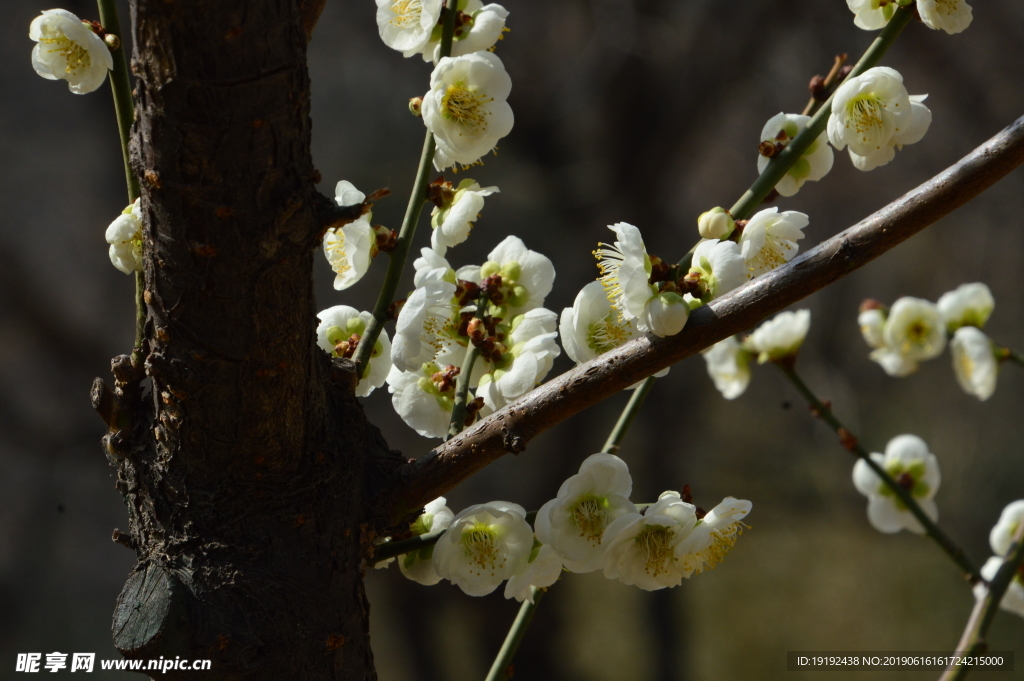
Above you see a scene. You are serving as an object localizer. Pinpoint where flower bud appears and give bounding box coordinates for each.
[408,96,423,117]
[697,207,735,240]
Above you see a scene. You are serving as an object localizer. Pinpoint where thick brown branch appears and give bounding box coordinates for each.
[388,114,1024,520]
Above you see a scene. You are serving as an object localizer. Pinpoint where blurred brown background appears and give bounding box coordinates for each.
[1,0,1022,679]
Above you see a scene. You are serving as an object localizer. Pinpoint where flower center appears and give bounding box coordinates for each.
[593,245,629,319]
[933,0,958,16]
[324,229,351,275]
[587,312,633,354]
[389,0,424,29]
[42,35,92,76]
[441,83,492,132]
[688,522,745,576]
[746,229,794,277]
[461,524,505,575]
[636,526,675,577]
[846,95,886,146]
[571,496,609,545]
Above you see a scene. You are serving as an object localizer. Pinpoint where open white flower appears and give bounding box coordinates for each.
[950,326,998,401]
[989,500,1024,558]
[827,66,931,171]
[316,306,392,397]
[738,208,808,279]
[391,273,458,372]
[399,497,455,586]
[433,501,534,596]
[422,51,514,170]
[883,297,946,364]
[30,9,113,95]
[595,222,652,324]
[106,199,142,274]
[387,362,472,438]
[323,181,374,290]
[687,239,746,304]
[504,543,563,603]
[975,556,1024,618]
[702,336,752,400]
[476,308,560,410]
[918,0,972,35]
[859,303,919,377]
[560,281,638,364]
[430,179,499,256]
[375,0,443,56]
[602,492,751,591]
[534,453,637,573]
[852,434,940,534]
[938,282,994,332]
[745,309,811,364]
[756,113,834,197]
[846,0,897,30]
[421,1,510,62]
[476,235,555,317]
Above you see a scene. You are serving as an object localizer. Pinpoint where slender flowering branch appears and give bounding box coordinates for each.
[484,587,546,681]
[729,6,914,221]
[997,345,1024,368]
[940,522,1024,681]
[601,376,655,454]
[386,115,1024,521]
[778,364,979,581]
[96,0,145,365]
[353,0,459,376]
[447,342,481,439]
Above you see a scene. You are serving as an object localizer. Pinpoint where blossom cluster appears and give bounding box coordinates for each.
[381,454,752,598]
[859,283,1003,400]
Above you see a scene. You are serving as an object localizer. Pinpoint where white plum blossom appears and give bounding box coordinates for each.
[387,362,472,438]
[477,235,555,317]
[422,51,514,170]
[30,9,113,95]
[950,326,998,401]
[433,501,534,596]
[845,0,896,31]
[105,199,142,274]
[858,306,887,350]
[391,273,458,372]
[989,500,1024,558]
[375,0,443,57]
[476,308,560,410]
[430,179,499,256]
[918,0,972,35]
[534,453,637,573]
[697,207,735,241]
[756,113,834,197]
[687,239,746,304]
[412,246,455,286]
[559,281,639,365]
[975,557,1024,618]
[859,304,919,377]
[316,306,392,397]
[399,497,455,586]
[422,1,510,62]
[852,434,940,534]
[504,543,563,603]
[745,309,811,364]
[737,208,808,279]
[702,336,752,400]
[643,293,689,338]
[827,67,931,172]
[883,297,946,365]
[323,180,375,290]
[595,222,652,324]
[602,492,751,591]
[938,282,994,332]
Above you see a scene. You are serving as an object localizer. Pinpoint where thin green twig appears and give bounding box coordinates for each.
[998,346,1024,368]
[601,376,655,454]
[778,364,979,581]
[353,0,459,376]
[447,342,481,439]
[484,587,547,681]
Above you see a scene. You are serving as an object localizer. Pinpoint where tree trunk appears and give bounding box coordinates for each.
[102,1,394,678]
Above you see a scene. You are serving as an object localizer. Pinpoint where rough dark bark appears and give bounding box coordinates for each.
[99,1,401,678]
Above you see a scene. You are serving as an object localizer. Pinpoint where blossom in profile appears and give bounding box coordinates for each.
[702,336,752,400]
[756,113,834,197]
[30,9,113,94]
[375,0,443,57]
[745,309,811,364]
[737,208,808,279]
[827,67,931,171]
[106,199,142,274]
[323,182,375,290]
[430,179,499,256]
[846,0,896,31]
[433,501,534,596]
[534,453,637,573]
[974,500,1024,618]
[422,51,514,170]
[560,281,639,365]
[316,306,392,397]
[974,557,1024,618]
[918,0,972,35]
[686,238,746,305]
[950,326,998,401]
[391,272,458,372]
[988,500,1024,558]
[937,282,994,332]
[602,492,751,591]
[852,434,940,534]
[504,543,563,603]
[399,497,455,586]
